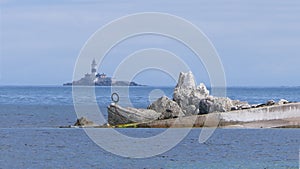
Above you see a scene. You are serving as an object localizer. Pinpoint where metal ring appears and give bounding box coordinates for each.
[111,93,119,103]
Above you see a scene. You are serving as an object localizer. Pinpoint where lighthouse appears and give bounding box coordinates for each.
[91,59,97,75]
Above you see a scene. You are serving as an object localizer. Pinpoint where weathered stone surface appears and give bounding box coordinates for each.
[185,105,198,116]
[108,103,161,125]
[74,117,95,127]
[139,103,300,128]
[148,96,184,120]
[173,71,251,114]
[266,100,276,106]
[200,96,252,113]
[231,100,251,110]
[212,97,232,111]
[199,98,213,114]
[199,97,230,114]
[108,71,296,126]
[173,71,209,115]
[240,104,251,109]
[231,100,250,107]
[175,71,197,89]
[278,99,289,105]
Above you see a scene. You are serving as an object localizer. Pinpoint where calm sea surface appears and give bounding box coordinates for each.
[0,86,299,168]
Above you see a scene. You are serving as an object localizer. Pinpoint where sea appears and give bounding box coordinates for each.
[0,86,300,169]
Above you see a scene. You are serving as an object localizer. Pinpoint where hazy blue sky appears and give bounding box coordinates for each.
[1,0,299,86]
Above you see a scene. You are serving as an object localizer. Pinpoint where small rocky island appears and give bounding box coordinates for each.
[64,59,141,86]
[106,71,300,128]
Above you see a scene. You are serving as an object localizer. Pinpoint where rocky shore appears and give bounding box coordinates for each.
[105,71,300,128]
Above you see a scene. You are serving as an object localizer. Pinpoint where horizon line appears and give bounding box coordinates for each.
[0,84,299,88]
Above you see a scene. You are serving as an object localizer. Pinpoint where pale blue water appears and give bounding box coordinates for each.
[0,86,300,168]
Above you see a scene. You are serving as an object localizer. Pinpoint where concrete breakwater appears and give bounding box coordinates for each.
[106,71,300,128]
[66,71,299,129]
[136,103,300,128]
[221,102,300,122]
[69,102,300,128]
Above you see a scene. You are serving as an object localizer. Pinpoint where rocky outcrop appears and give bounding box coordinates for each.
[266,100,276,106]
[251,99,290,109]
[108,71,244,125]
[199,97,252,114]
[108,103,161,125]
[74,117,96,127]
[199,98,213,114]
[199,98,223,114]
[173,71,209,115]
[148,96,184,120]
[107,71,296,126]
[278,99,289,105]
[173,71,251,115]
[231,100,251,110]
[199,97,234,114]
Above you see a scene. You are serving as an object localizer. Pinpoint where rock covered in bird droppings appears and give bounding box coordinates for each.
[148,96,184,120]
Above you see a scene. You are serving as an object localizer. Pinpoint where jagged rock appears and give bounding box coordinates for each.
[231,106,239,111]
[175,71,197,89]
[278,99,289,105]
[231,100,249,107]
[241,104,251,109]
[266,100,276,106]
[74,117,95,127]
[199,98,213,114]
[251,104,258,108]
[212,97,232,111]
[256,103,266,108]
[230,100,251,110]
[173,71,209,115]
[185,105,198,116]
[173,71,251,114]
[148,96,184,120]
[200,97,252,113]
[199,97,228,114]
[107,71,289,126]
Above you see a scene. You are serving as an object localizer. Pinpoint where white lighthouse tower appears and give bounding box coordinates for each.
[91,59,97,75]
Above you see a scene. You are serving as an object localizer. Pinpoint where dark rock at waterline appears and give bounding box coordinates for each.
[74,117,95,127]
[266,100,276,106]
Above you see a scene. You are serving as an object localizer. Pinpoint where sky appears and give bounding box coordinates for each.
[0,0,299,86]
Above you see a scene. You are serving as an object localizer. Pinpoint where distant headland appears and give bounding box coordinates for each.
[63,59,141,86]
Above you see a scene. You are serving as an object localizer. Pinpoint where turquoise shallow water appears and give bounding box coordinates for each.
[0,86,300,168]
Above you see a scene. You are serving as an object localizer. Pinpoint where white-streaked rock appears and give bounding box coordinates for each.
[173,71,209,115]
[278,99,289,105]
[266,100,276,106]
[148,96,184,120]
